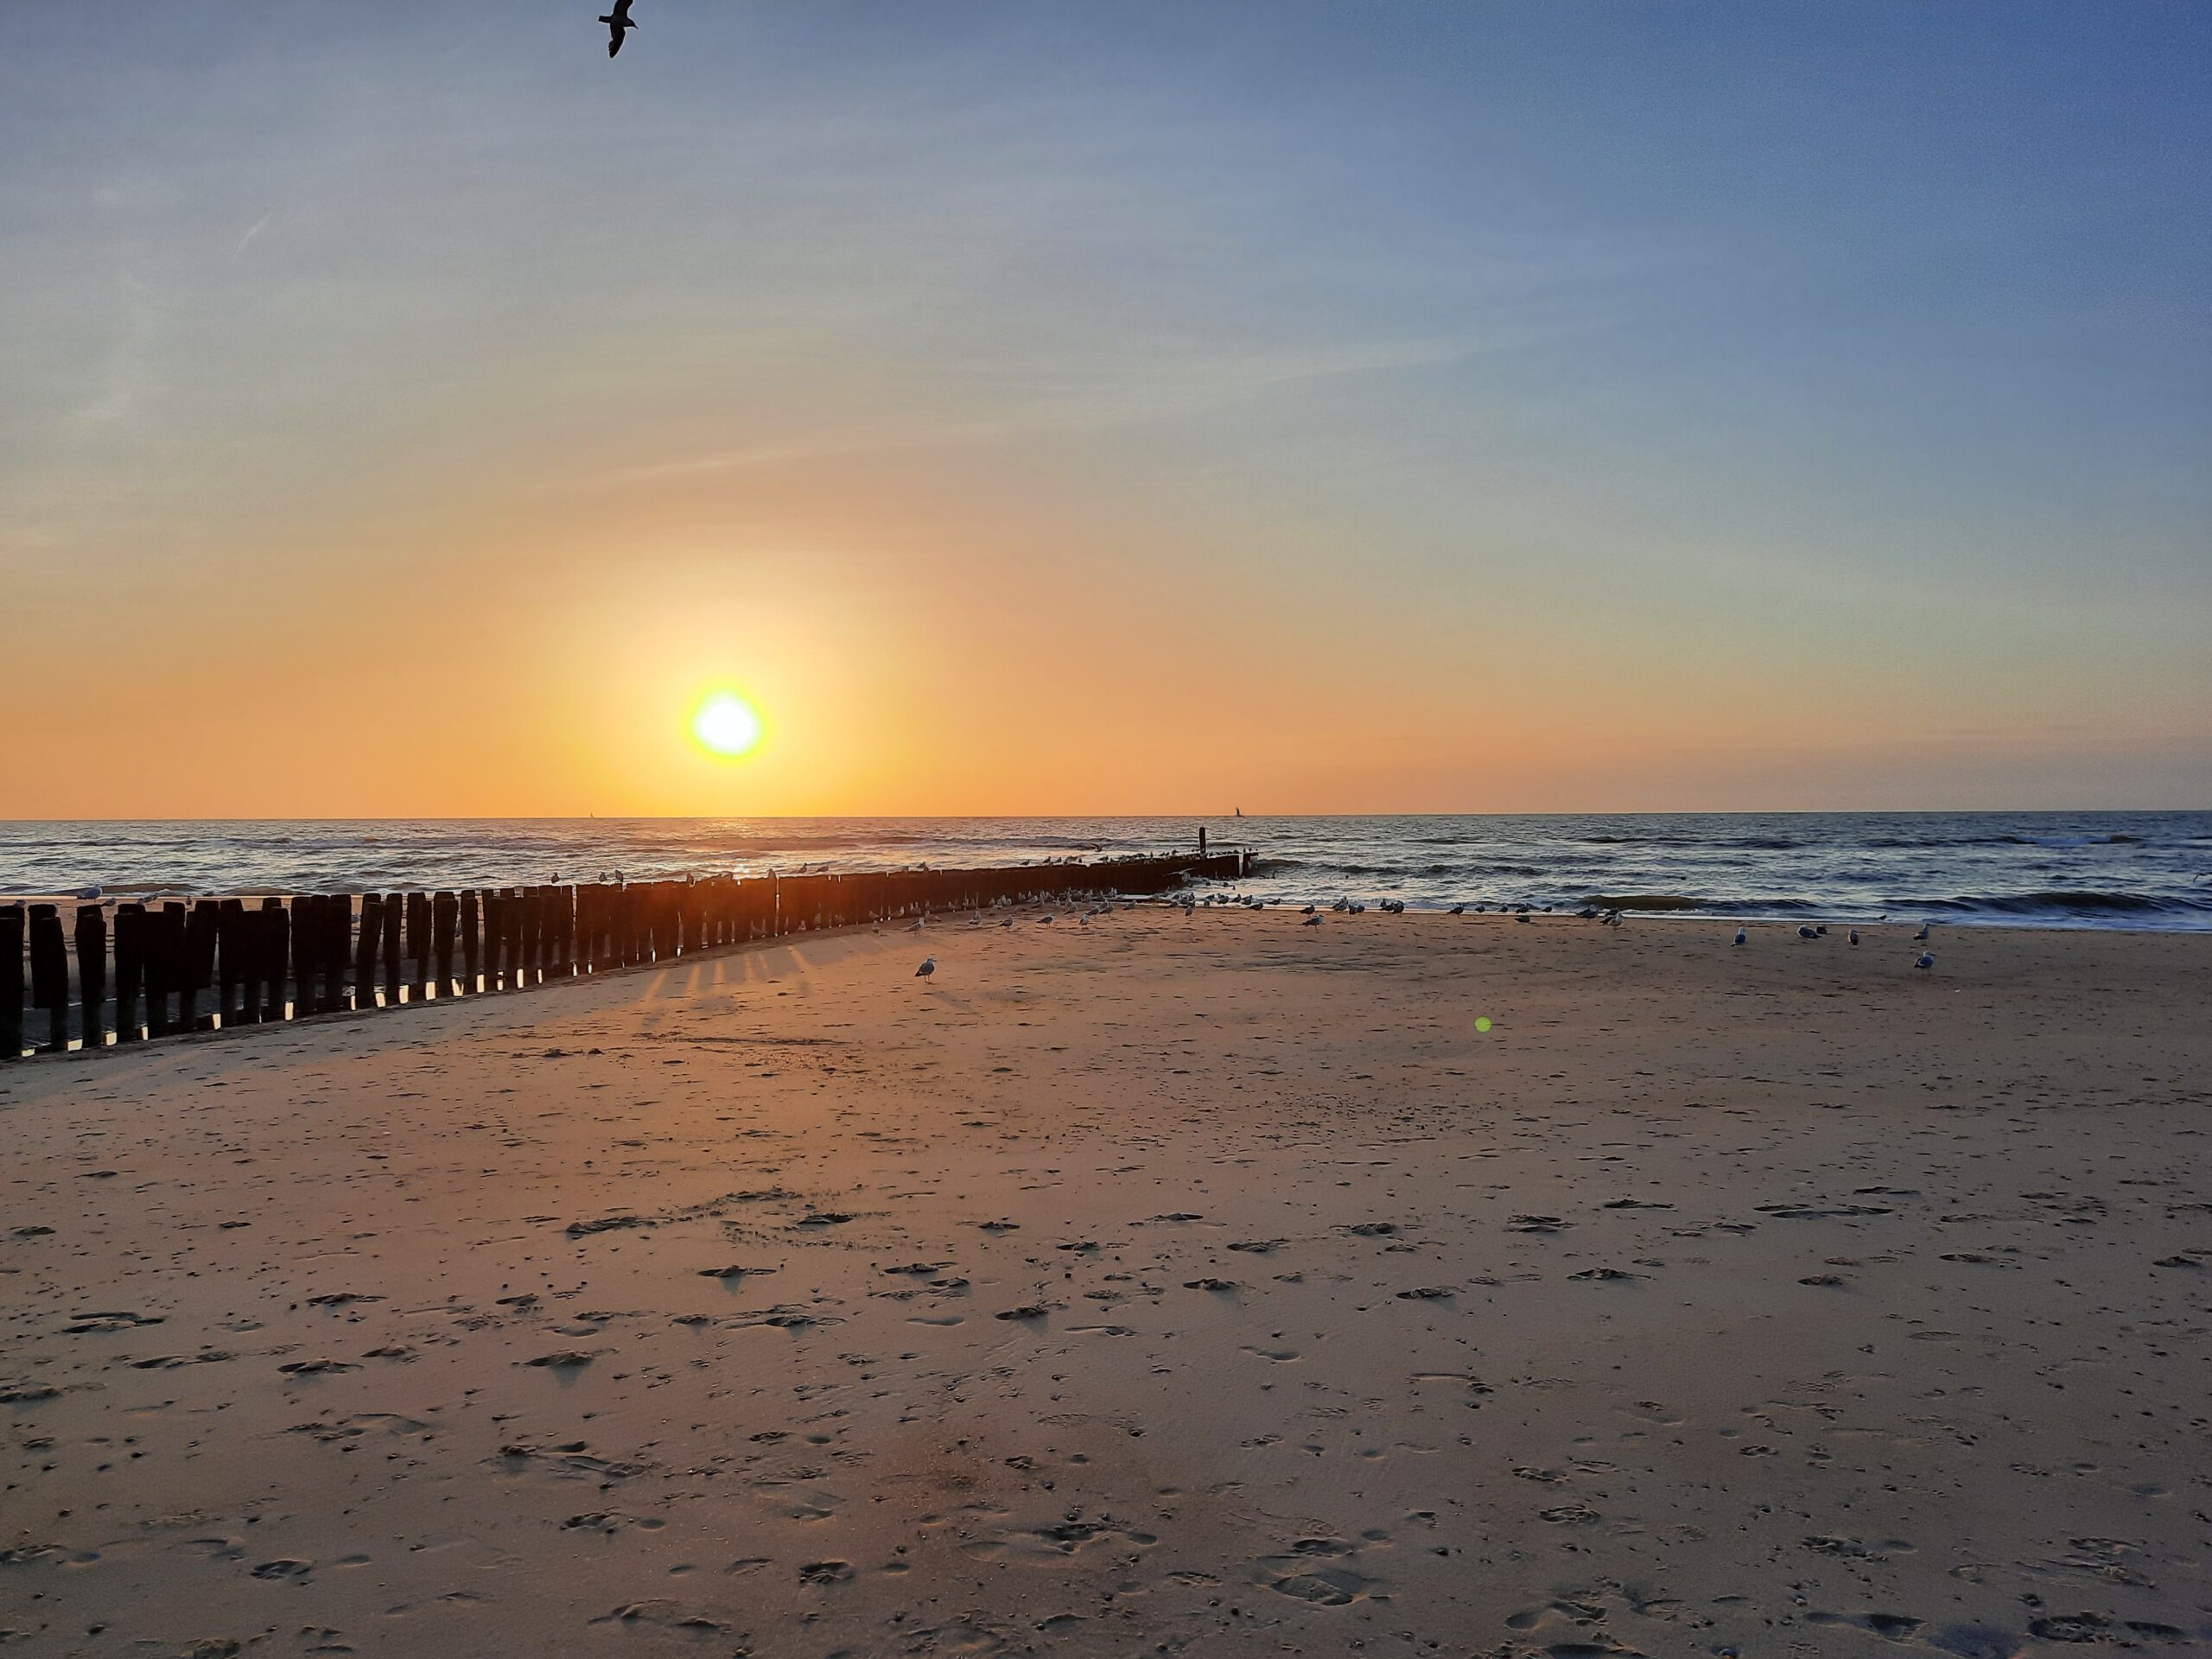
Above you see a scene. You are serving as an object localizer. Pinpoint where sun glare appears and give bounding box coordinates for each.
[690,690,764,759]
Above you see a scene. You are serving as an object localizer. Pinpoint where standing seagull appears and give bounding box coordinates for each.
[1733,927,1746,946]
[600,0,636,57]
[915,956,936,982]
[1912,921,1931,942]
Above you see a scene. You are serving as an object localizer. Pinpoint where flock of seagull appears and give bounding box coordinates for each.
[905,892,1943,982]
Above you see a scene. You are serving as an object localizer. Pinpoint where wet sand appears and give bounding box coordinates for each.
[3,909,2209,1658]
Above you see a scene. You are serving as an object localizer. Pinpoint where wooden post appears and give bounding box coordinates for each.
[518,887,541,987]
[296,895,325,1015]
[76,905,108,1049]
[356,895,385,1008]
[283,896,308,1016]
[482,889,505,989]
[550,886,571,977]
[408,892,430,1000]
[1,905,23,1060]
[262,898,289,1019]
[381,891,404,1006]
[232,900,262,1026]
[461,891,481,992]
[215,899,244,1027]
[112,903,144,1041]
[145,903,181,1036]
[505,888,525,987]
[434,891,457,997]
[29,905,68,1052]
[179,900,213,1030]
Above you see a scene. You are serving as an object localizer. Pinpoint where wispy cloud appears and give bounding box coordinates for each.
[232,212,272,263]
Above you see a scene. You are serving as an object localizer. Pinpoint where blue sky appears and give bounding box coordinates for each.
[3,3,2206,814]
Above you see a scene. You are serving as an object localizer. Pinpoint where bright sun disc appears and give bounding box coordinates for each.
[691,691,763,758]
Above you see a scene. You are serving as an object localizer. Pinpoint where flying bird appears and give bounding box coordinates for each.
[600,0,636,57]
[915,956,936,980]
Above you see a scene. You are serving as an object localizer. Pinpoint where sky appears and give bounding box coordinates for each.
[2,2,2207,817]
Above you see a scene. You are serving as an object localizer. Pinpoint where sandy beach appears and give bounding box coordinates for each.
[3,908,2208,1658]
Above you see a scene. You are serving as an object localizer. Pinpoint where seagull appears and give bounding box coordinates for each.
[1733,927,1746,946]
[1798,925,1819,940]
[1448,904,1465,915]
[1302,912,1322,926]
[1847,929,1860,945]
[600,0,636,56]
[1912,922,1931,942]
[915,955,936,980]
[1914,951,1935,971]
[1300,904,1316,915]
[74,884,104,901]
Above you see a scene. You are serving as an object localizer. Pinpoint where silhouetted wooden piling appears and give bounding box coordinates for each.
[112,904,143,1041]
[228,899,261,1026]
[434,892,458,996]
[2,905,24,1059]
[143,904,176,1036]
[177,901,209,1030]
[215,899,244,1027]
[381,891,404,1006]
[481,890,505,989]
[356,894,384,1009]
[29,905,68,1053]
[261,898,289,1018]
[76,905,108,1048]
[516,887,538,987]
[461,892,480,992]
[407,892,430,1000]
[308,896,332,1014]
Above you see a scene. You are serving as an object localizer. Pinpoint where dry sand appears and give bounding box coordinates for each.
[3,908,2209,1659]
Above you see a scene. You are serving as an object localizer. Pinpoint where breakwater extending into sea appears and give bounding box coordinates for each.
[2,849,1251,1058]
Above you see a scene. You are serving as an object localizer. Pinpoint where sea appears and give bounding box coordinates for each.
[3,813,2209,931]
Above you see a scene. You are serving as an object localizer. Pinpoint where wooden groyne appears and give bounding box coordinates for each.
[3,849,1254,1058]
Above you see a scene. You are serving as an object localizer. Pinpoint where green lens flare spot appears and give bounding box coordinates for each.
[1475,1016,1492,1033]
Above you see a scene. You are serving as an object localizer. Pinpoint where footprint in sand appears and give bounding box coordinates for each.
[1250,1538,1382,1606]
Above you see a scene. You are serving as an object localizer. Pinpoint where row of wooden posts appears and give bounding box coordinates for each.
[2,849,1253,1058]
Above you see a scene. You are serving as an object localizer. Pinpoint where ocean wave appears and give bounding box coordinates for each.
[1927,890,2185,916]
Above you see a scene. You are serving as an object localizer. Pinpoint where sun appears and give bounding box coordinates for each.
[690,690,764,759]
